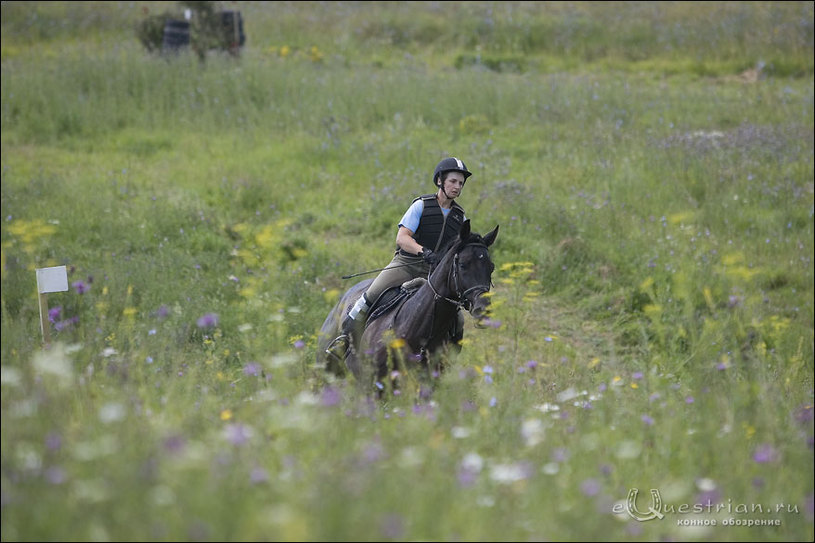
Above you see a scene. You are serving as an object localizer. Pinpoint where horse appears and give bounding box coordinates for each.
[316,220,499,390]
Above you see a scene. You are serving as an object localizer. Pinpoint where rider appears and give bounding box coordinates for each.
[326,157,472,363]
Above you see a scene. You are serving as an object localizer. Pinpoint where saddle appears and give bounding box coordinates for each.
[366,277,426,324]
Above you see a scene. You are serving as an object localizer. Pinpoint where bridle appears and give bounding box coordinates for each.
[427,243,492,312]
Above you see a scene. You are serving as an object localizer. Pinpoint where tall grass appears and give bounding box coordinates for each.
[2,1,813,541]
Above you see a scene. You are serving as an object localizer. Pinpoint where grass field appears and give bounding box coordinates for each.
[2,1,813,541]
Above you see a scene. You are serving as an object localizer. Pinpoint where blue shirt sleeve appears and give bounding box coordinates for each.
[398,199,424,232]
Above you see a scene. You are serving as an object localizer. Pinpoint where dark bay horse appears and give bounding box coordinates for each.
[317,220,499,389]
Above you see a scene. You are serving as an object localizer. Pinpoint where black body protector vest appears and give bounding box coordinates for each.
[410,194,466,252]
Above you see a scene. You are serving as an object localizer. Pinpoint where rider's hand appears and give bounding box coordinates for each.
[420,247,440,266]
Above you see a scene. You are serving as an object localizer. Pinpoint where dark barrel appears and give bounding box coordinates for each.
[220,11,246,51]
[162,19,190,52]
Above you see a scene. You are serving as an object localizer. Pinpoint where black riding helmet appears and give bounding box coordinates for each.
[433,157,472,187]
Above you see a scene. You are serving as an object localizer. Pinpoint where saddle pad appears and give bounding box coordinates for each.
[367,285,418,323]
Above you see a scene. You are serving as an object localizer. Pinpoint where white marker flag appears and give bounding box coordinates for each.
[36,266,69,294]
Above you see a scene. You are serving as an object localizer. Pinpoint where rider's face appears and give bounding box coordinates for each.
[442,172,466,197]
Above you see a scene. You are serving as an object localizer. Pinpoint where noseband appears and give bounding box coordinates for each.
[427,243,492,311]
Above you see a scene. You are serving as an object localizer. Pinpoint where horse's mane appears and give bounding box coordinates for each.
[434,230,488,270]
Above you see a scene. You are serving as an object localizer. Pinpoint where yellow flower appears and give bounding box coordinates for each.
[220,409,233,421]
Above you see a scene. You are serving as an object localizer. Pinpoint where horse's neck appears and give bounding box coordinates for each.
[395,265,457,339]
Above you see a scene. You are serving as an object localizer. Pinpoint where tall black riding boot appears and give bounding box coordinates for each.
[325,314,358,365]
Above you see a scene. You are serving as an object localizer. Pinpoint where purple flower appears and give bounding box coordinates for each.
[526,360,538,369]
[716,362,728,370]
[224,423,252,446]
[695,489,722,508]
[727,295,742,308]
[793,404,813,425]
[243,363,261,377]
[48,306,62,323]
[580,478,601,496]
[641,414,655,426]
[293,340,305,349]
[250,466,269,484]
[163,434,186,454]
[362,442,385,464]
[196,313,219,329]
[752,443,779,464]
[44,466,66,485]
[457,466,479,488]
[45,432,62,451]
[379,514,404,540]
[321,386,341,407]
[156,304,170,319]
[551,448,570,463]
[685,396,695,404]
[72,280,89,294]
[632,371,643,380]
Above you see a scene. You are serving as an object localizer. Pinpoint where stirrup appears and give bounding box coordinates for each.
[324,334,349,365]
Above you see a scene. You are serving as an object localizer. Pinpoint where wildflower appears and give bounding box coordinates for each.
[551,448,570,463]
[793,404,813,425]
[380,513,404,540]
[243,362,261,377]
[196,313,219,329]
[685,396,695,404]
[45,432,62,451]
[321,386,341,407]
[163,434,186,454]
[293,339,305,349]
[44,466,66,485]
[580,478,601,496]
[641,414,655,426]
[48,306,62,323]
[362,442,385,464]
[489,461,534,484]
[695,488,722,507]
[250,466,269,484]
[224,423,253,446]
[632,371,643,380]
[457,452,483,488]
[752,443,779,464]
[521,418,544,447]
[156,305,170,319]
[72,280,89,294]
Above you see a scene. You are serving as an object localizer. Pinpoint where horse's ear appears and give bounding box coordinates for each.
[483,225,499,247]
[459,219,471,240]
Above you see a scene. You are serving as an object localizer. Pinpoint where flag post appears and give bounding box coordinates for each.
[35,266,69,346]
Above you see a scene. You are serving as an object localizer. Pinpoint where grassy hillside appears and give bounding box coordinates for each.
[2,2,813,541]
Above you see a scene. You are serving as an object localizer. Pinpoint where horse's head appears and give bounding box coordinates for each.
[439,220,499,321]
